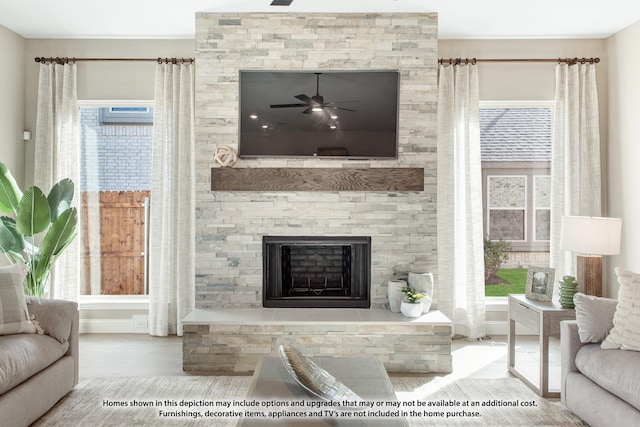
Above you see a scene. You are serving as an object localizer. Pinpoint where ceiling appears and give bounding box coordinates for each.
[1,0,639,40]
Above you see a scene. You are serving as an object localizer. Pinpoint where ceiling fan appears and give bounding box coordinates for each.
[269,73,358,114]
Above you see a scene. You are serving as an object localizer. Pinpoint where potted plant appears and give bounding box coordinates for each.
[400,286,425,318]
[0,162,78,297]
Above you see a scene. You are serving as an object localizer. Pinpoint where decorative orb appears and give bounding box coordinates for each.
[214,145,238,167]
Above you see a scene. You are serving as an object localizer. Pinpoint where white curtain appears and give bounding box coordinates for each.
[34,62,80,301]
[437,63,486,339]
[550,63,601,277]
[149,63,196,336]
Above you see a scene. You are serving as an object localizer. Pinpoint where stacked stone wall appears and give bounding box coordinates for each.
[195,13,439,309]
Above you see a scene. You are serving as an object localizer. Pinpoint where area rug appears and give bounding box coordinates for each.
[33,376,586,426]
[390,377,587,426]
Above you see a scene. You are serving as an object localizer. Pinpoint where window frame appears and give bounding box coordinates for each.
[533,175,551,243]
[486,174,528,243]
[78,100,154,306]
[99,106,154,124]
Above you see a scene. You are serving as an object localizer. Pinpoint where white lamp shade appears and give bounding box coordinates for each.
[560,216,622,255]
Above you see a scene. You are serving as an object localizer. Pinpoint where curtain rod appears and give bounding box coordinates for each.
[34,57,195,64]
[438,57,600,65]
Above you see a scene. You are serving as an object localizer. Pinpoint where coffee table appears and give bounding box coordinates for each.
[239,355,409,426]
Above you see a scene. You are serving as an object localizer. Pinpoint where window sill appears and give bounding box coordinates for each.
[79,295,149,310]
[485,296,508,312]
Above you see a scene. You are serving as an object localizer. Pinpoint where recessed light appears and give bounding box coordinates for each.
[261,124,269,129]
[329,125,337,129]
[250,114,258,119]
[270,0,293,6]
[330,114,338,119]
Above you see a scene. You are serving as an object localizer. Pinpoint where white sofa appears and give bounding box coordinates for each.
[560,291,640,426]
[0,298,79,427]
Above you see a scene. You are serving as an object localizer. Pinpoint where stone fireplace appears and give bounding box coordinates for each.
[262,236,371,308]
[194,12,439,311]
[184,12,452,376]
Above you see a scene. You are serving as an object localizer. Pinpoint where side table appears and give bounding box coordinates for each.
[508,294,575,398]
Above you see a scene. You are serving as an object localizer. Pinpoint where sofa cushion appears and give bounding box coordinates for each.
[0,333,69,395]
[602,267,640,351]
[575,344,640,411]
[26,298,77,343]
[0,264,36,336]
[574,293,617,343]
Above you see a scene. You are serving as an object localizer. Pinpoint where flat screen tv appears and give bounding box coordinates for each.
[239,70,399,159]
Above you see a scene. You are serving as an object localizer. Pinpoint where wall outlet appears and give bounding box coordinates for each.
[132,315,149,332]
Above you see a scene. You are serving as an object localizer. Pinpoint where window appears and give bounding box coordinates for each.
[480,102,552,252]
[79,102,153,296]
[483,171,551,250]
[487,175,527,241]
[481,102,552,298]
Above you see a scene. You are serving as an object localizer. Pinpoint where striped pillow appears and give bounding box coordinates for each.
[0,264,36,335]
[602,267,640,351]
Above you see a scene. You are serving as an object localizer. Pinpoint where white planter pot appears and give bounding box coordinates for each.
[408,272,434,313]
[388,280,407,313]
[400,301,424,318]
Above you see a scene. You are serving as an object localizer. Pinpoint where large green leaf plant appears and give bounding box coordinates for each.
[0,162,77,297]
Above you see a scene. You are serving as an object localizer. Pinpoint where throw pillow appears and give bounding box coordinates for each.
[573,293,617,343]
[601,267,640,351]
[0,264,36,335]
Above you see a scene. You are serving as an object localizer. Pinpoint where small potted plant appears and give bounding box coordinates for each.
[400,286,425,318]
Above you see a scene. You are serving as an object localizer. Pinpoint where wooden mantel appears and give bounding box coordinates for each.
[210,167,424,192]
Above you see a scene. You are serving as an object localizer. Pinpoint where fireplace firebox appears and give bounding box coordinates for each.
[263,236,371,308]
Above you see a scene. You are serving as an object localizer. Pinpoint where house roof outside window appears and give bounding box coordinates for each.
[480,107,552,162]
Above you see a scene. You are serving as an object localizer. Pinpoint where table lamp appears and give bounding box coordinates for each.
[560,216,622,296]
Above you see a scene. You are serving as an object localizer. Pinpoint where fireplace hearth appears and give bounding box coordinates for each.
[263,236,371,308]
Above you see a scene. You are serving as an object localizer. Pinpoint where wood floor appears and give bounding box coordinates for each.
[78,334,560,388]
[79,334,185,378]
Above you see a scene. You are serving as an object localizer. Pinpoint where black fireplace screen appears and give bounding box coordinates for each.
[263,236,371,308]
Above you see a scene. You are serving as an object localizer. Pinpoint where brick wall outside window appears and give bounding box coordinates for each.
[80,107,152,192]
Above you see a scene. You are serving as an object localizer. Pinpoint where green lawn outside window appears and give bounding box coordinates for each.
[485,268,528,296]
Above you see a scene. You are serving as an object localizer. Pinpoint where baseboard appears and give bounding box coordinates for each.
[80,319,149,334]
[485,320,507,336]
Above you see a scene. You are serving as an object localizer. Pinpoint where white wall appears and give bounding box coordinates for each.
[438,39,608,168]
[606,20,640,297]
[438,39,608,102]
[22,38,195,185]
[0,25,26,185]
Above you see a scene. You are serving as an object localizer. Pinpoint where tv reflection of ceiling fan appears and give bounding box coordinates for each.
[269,73,359,114]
